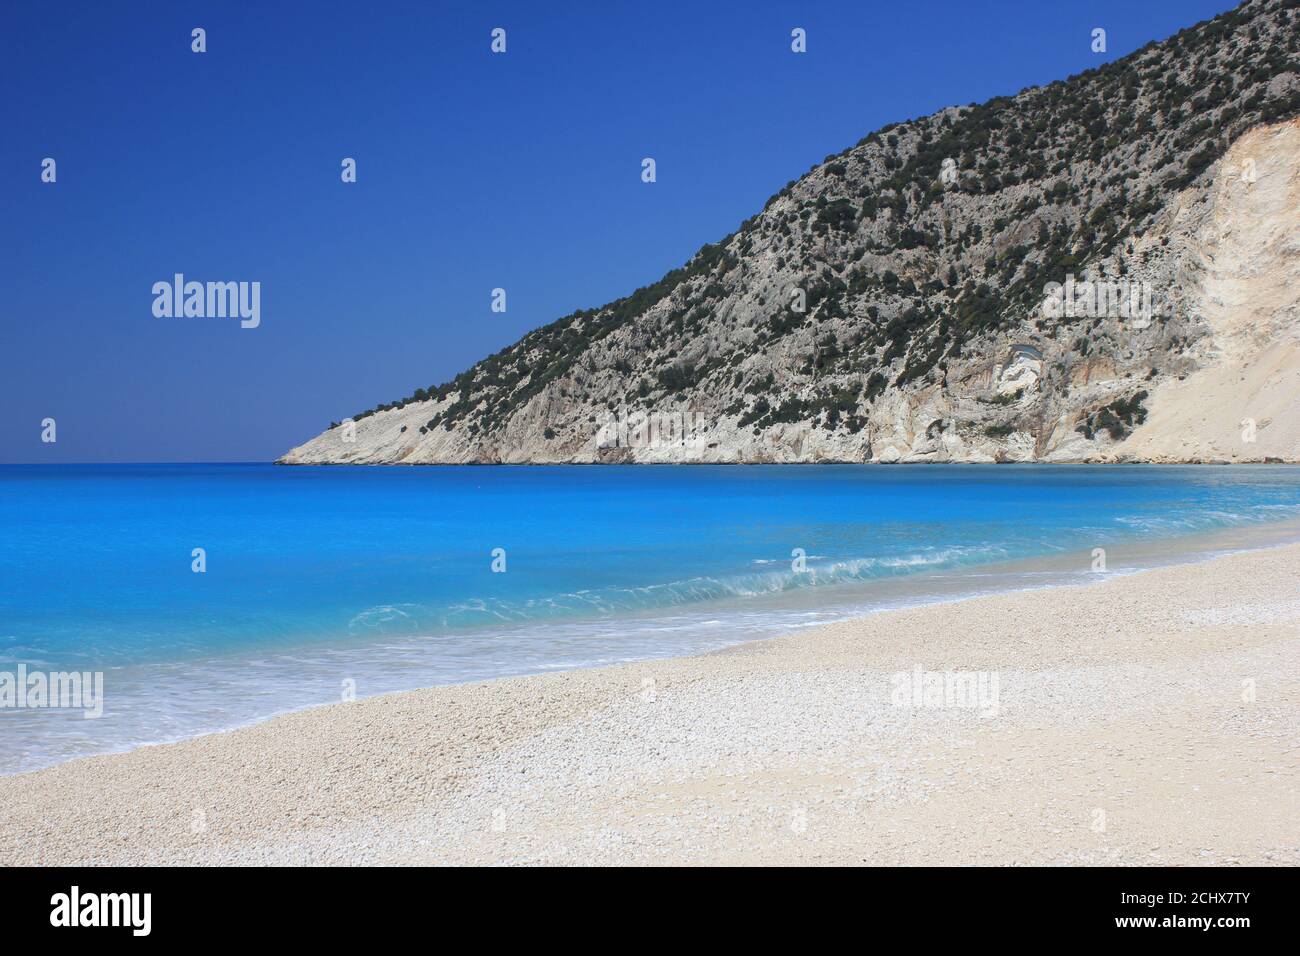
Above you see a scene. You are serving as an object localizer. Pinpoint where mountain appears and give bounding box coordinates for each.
[281,0,1300,465]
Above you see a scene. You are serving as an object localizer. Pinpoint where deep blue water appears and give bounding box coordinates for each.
[3,463,1300,772]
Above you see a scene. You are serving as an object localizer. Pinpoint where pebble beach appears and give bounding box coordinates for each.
[2,542,1297,866]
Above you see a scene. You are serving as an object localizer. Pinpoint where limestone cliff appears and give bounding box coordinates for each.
[282,0,1300,465]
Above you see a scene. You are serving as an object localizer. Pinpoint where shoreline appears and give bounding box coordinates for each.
[2,538,1298,865]
[5,513,1300,778]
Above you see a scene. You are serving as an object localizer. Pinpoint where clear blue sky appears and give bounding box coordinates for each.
[1,0,1238,462]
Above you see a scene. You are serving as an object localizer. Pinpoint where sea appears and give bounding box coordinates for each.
[3,462,1300,774]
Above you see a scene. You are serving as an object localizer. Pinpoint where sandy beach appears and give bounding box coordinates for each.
[2,542,1297,867]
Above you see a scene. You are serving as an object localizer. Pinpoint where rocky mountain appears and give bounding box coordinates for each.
[282,0,1300,465]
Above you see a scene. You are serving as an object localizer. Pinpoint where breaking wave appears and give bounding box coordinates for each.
[433,545,1009,629]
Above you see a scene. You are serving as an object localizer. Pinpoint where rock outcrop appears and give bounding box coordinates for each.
[281,0,1300,465]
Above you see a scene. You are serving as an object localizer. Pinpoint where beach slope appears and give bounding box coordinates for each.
[2,544,1297,866]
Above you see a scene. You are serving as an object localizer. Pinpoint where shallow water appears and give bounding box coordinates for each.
[3,463,1300,773]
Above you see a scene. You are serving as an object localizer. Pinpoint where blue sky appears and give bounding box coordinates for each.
[1,0,1239,462]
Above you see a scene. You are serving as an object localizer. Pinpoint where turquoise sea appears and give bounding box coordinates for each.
[3,463,1300,773]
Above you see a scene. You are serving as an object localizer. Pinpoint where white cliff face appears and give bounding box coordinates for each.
[995,348,1043,397]
[280,1,1300,467]
[1113,118,1300,463]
